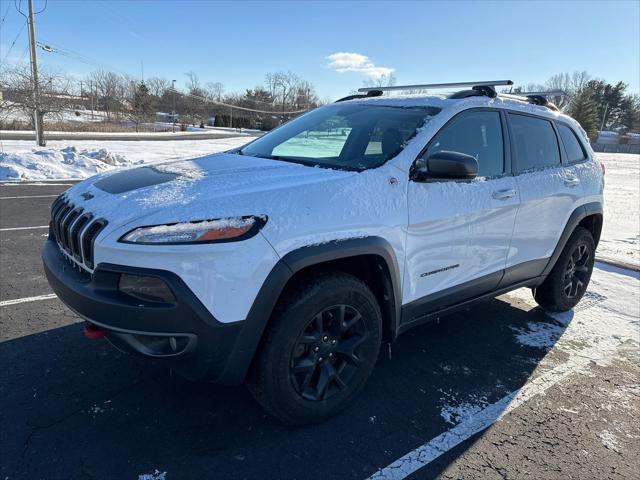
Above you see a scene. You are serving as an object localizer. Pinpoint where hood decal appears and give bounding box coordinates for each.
[94,166,178,194]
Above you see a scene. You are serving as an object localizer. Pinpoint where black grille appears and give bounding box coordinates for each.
[50,195,107,271]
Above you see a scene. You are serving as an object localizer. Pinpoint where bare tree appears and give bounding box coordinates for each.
[545,71,591,109]
[269,71,300,113]
[205,81,225,102]
[146,76,171,98]
[362,72,397,89]
[184,71,200,93]
[0,64,75,127]
[125,81,154,132]
[184,71,207,126]
[87,69,125,121]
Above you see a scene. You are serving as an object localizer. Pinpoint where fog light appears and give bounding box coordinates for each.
[119,274,176,304]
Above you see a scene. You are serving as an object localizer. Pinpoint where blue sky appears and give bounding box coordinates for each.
[1,0,638,99]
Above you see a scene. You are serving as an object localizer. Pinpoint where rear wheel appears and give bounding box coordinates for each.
[534,227,595,312]
[247,272,382,424]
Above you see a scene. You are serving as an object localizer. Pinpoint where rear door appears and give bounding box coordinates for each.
[403,109,520,308]
[505,113,584,279]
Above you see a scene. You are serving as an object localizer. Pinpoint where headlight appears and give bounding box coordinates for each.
[119,216,266,244]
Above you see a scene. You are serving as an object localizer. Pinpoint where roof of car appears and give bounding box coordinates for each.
[341,93,575,124]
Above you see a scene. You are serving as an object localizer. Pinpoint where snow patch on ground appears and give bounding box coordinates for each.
[0,137,251,180]
[440,400,489,426]
[138,470,167,480]
[510,321,566,349]
[598,429,623,453]
[0,146,132,180]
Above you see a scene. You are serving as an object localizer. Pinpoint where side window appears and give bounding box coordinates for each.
[509,114,561,172]
[557,123,587,163]
[426,111,504,177]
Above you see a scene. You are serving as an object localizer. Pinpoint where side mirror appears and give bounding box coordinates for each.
[411,151,478,181]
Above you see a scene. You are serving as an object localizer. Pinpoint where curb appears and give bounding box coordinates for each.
[595,257,640,273]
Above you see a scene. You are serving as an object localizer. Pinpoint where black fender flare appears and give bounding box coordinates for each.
[541,201,603,277]
[215,236,402,384]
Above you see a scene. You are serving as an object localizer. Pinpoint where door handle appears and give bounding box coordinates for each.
[492,189,517,200]
[564,176,580,187]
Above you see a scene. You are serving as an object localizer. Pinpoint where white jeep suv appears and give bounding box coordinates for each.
[43,81,604,424]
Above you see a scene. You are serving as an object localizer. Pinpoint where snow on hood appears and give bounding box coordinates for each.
[63,152,355,229]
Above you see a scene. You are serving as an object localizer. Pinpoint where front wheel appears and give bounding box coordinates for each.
[246,272,382,425]
[534,226,595,312]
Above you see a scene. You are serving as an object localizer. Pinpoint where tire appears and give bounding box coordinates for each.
[534,226,595,312]
[246,271,382,425]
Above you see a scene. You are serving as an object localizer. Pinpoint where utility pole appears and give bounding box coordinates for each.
[600,103,609,132]
[89,80,94,119]
[171,79,176,133]
[27,0,45,146]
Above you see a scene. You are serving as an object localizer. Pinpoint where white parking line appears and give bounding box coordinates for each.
[0,195,59,200]
[368,353,592,479]
[0,293,57,307]
[0,182,74,186]
[368,264,638,480]
[0,225,49,232]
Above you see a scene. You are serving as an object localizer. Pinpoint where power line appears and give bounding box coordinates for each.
[36,39,132,77]
[28,35,311,116]
[1,1,12,24]
[32,0,46,15]
[173,88,309,115]
[1,19,26,65]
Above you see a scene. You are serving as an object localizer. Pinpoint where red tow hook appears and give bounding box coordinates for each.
[84,323,106,339]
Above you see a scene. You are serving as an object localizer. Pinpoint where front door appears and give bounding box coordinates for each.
[403,109,519,311]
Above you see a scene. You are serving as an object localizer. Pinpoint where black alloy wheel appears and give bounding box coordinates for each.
[290,304,367,401]
[563,243,591,299]
[246,272,382,424]
[534,226,596,312]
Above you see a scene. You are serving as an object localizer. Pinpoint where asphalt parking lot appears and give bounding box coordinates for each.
[1,182,639,480]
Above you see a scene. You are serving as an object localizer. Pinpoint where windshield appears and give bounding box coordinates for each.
[239,103,441,171]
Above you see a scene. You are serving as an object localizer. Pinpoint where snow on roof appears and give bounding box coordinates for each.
[344,92,564,120]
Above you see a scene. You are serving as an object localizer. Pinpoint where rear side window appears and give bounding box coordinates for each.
[509,114,561,172]
[426,111,504,177]
[557,123,587,163]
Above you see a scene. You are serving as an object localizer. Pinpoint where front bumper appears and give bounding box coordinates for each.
[42,238,247,383]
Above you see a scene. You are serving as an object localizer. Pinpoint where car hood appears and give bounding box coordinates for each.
[63,152,355,228]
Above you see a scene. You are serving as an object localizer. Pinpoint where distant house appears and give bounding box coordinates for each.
[593,130,640,153]
[156,112,178,123]
[596,131,619,145]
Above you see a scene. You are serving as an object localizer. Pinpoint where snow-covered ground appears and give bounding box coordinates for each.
[0,137,251,180]
[0,140,637,268]
[597,153,640,269]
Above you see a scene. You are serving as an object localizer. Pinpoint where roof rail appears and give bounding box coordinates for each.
[498,90,565,111]
[357,80,513,94]
[511,90,566,97]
